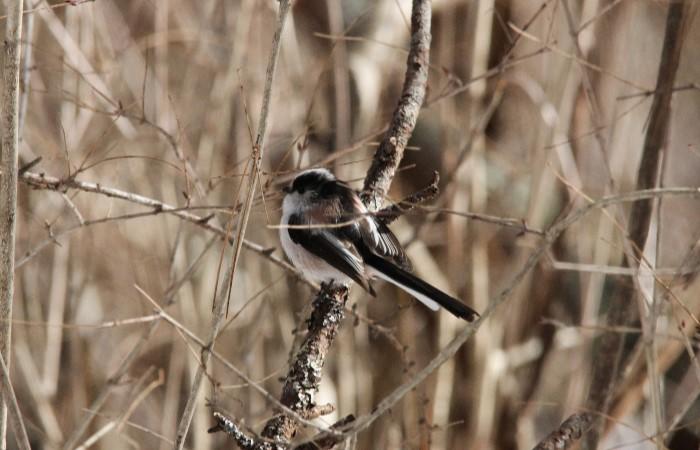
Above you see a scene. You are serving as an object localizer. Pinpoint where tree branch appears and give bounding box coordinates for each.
[259,285,348,444]
[532,412,593,450]
[361,0,432,210]
[19,171,305,282]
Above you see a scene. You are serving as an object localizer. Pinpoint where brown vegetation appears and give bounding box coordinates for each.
[3,0,700,449]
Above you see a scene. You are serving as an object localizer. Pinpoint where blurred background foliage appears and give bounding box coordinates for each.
[6,0,700,448]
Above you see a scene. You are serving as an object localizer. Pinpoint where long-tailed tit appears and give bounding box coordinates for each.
[279,168,479,321]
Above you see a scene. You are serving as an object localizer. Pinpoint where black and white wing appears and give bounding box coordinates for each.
[357,218,411,270]
[287,212,376,295]
[334,185,411,270]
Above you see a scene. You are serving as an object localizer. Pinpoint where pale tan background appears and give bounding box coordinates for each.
[7,0,700,449]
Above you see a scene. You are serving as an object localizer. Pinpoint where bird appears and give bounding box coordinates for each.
[279,168,479,321]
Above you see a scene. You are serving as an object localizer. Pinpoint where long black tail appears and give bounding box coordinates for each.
[364,253,479,321]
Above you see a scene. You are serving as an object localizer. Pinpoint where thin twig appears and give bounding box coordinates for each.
[377,171,440,224]
[19,170,306,283]
[17,0,34,141]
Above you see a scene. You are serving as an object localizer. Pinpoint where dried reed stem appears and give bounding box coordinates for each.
[174,1,292,448]
[583,2,693,447]
[0,1,23,448]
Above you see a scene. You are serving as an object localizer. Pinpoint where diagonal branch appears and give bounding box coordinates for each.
[377,170,440,224]
[289,187,700,446]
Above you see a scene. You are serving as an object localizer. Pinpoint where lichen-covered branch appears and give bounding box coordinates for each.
[259,286,348,444]
[209,412,263,450]
[361,0,432,210]
[533,412,593,450]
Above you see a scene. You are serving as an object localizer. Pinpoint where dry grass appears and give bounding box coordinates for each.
[4,0,700,449]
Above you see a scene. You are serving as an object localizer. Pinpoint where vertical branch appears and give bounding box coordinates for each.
[0,1,24,449]
[361,0,432,210]
[584,1,692,447]
[174,1,292,449]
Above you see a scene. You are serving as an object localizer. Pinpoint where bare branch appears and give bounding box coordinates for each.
[209,412,261,450]
[259,286,348,444]
[361,0,432,210]
[532,412,593,450]
[19,170,305,283]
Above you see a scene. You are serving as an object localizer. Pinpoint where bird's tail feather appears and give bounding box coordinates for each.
[365,254,479,321]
